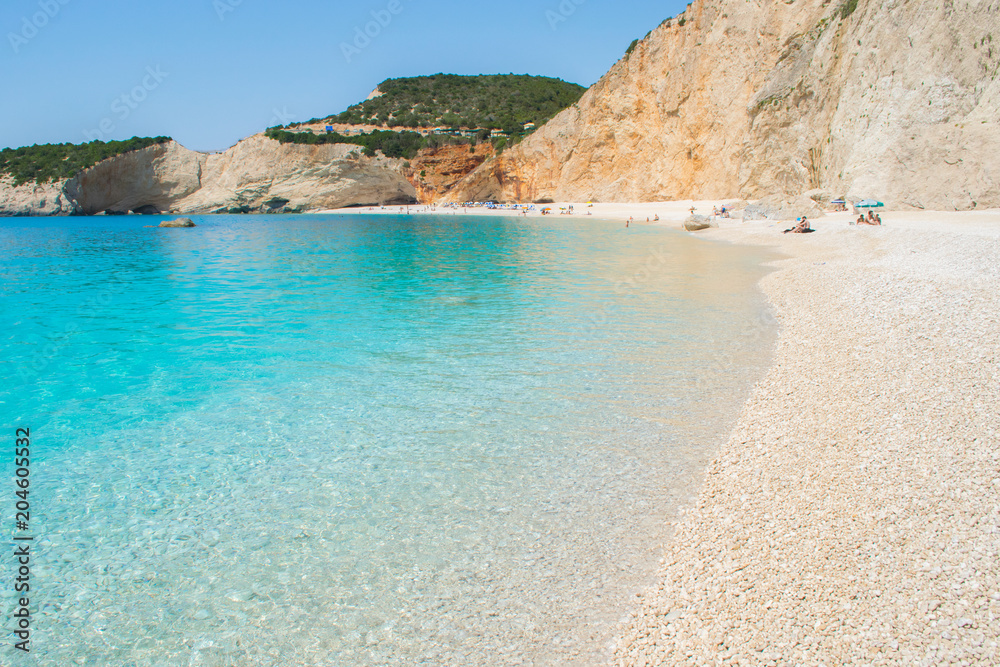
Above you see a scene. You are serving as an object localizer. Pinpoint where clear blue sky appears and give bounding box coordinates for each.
[1,0,685,152]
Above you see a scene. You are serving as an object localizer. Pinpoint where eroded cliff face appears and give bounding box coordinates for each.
[2,136,417,216]
[178,135,417,213]
[403,143,494,203]
[65,141,204,215]
[0,177,79,216]
[446,0,1000,210]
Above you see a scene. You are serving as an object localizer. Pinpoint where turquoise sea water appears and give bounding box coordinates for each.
[1,214,775,665]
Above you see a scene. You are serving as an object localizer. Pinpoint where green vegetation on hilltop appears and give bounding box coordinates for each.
[266,126,502,159]
[265,128,429,160]
[305,74,586,134]
[0,137,172,186]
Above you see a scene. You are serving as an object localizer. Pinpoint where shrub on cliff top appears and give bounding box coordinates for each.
[309,74,585,132]
[0,136,171,186]
[265,128,428,160]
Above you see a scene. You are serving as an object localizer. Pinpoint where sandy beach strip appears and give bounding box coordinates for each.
[318,200,729,224]
[612,212,1000,666]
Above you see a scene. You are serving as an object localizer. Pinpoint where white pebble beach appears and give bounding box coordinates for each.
[613,210,1000,666]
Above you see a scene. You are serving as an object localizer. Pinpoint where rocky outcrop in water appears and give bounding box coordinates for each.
[446,0,1000,210]
[159,218,196,228]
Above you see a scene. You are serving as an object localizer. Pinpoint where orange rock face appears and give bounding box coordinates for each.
[444,0,1000,210]
[404,143,494,203]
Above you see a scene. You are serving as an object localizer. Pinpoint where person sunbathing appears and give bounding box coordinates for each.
[783,216,812,233]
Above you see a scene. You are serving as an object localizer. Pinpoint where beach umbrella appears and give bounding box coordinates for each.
[831,199,846,204]
[856,199,884,208]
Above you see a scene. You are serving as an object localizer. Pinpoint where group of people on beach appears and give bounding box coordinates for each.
[626,214,659,228]
[782,210,882,234]
[855,211,882,226]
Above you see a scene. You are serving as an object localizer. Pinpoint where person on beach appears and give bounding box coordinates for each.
[627,217,631,228]
[783,216,812,234]
[654,214,659,221]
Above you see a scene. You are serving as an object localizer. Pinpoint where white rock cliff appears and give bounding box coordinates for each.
[3,136,417,216]
[0,177,80,216]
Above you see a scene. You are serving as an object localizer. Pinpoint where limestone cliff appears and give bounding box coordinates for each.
[446,0,1000,210]
[2,136,417,216]
[0,177,80,216]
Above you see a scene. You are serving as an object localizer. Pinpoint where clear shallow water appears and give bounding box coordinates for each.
[0,214,775,665]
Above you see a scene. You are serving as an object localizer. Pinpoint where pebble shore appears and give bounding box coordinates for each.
[613,215,1000,666]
